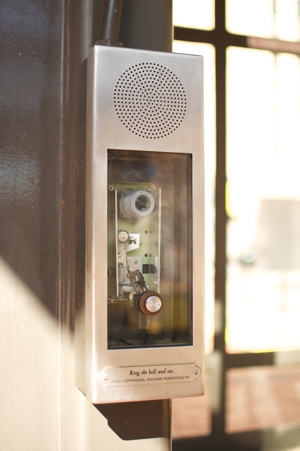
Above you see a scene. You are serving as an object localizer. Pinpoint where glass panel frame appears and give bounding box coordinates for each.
[226,46,300,354]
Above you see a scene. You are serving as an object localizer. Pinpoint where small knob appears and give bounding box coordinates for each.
[137,291,163,316]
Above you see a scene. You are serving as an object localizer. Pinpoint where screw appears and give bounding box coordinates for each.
[101,373,108,381]
[192,368,200,377]
[108,185,114,191]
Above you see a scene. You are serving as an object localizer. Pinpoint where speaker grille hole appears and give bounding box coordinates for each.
[114,62,187,139]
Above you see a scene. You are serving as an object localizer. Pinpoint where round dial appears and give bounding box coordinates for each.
[137,291,163,316]
[145,295,162,313]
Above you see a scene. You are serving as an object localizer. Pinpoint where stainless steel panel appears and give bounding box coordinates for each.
[84,45,204,403]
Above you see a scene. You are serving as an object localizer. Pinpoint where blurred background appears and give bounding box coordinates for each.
[172,1,300,450]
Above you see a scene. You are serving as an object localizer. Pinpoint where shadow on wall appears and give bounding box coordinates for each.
[96,400,170,440]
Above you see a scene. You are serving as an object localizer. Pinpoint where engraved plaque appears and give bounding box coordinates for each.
[99,364,201,387]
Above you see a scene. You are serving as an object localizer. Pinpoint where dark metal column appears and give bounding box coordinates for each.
[213,0,227,437]
[0,0,63,316]
[63,0,173,443]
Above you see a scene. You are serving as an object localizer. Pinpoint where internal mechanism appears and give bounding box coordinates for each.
[108,184,162,330]
[107,150,193,349]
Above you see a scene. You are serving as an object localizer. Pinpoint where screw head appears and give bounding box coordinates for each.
[101,373,108,381]
[118,230,129,242]
[192,368,200,377]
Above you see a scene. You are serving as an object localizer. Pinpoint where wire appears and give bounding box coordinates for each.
[96,0,124,47]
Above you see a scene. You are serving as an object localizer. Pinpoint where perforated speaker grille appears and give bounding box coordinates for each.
[114,62,187,139]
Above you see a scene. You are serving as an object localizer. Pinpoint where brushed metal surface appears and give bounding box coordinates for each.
[84,45,204,403]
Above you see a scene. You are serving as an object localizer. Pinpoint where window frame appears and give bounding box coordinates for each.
[173,1,300,449]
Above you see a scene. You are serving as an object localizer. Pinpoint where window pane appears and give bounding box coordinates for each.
[226,0,300,42]
[173,0,214,30]
[226,47,300,353]
[275,0,300,41]
[173,42,216,355]
[226,366,300,433]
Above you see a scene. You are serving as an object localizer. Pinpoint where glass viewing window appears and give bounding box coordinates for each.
[107,150,193,349]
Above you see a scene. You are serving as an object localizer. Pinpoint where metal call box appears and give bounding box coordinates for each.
[78,45,204,403]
